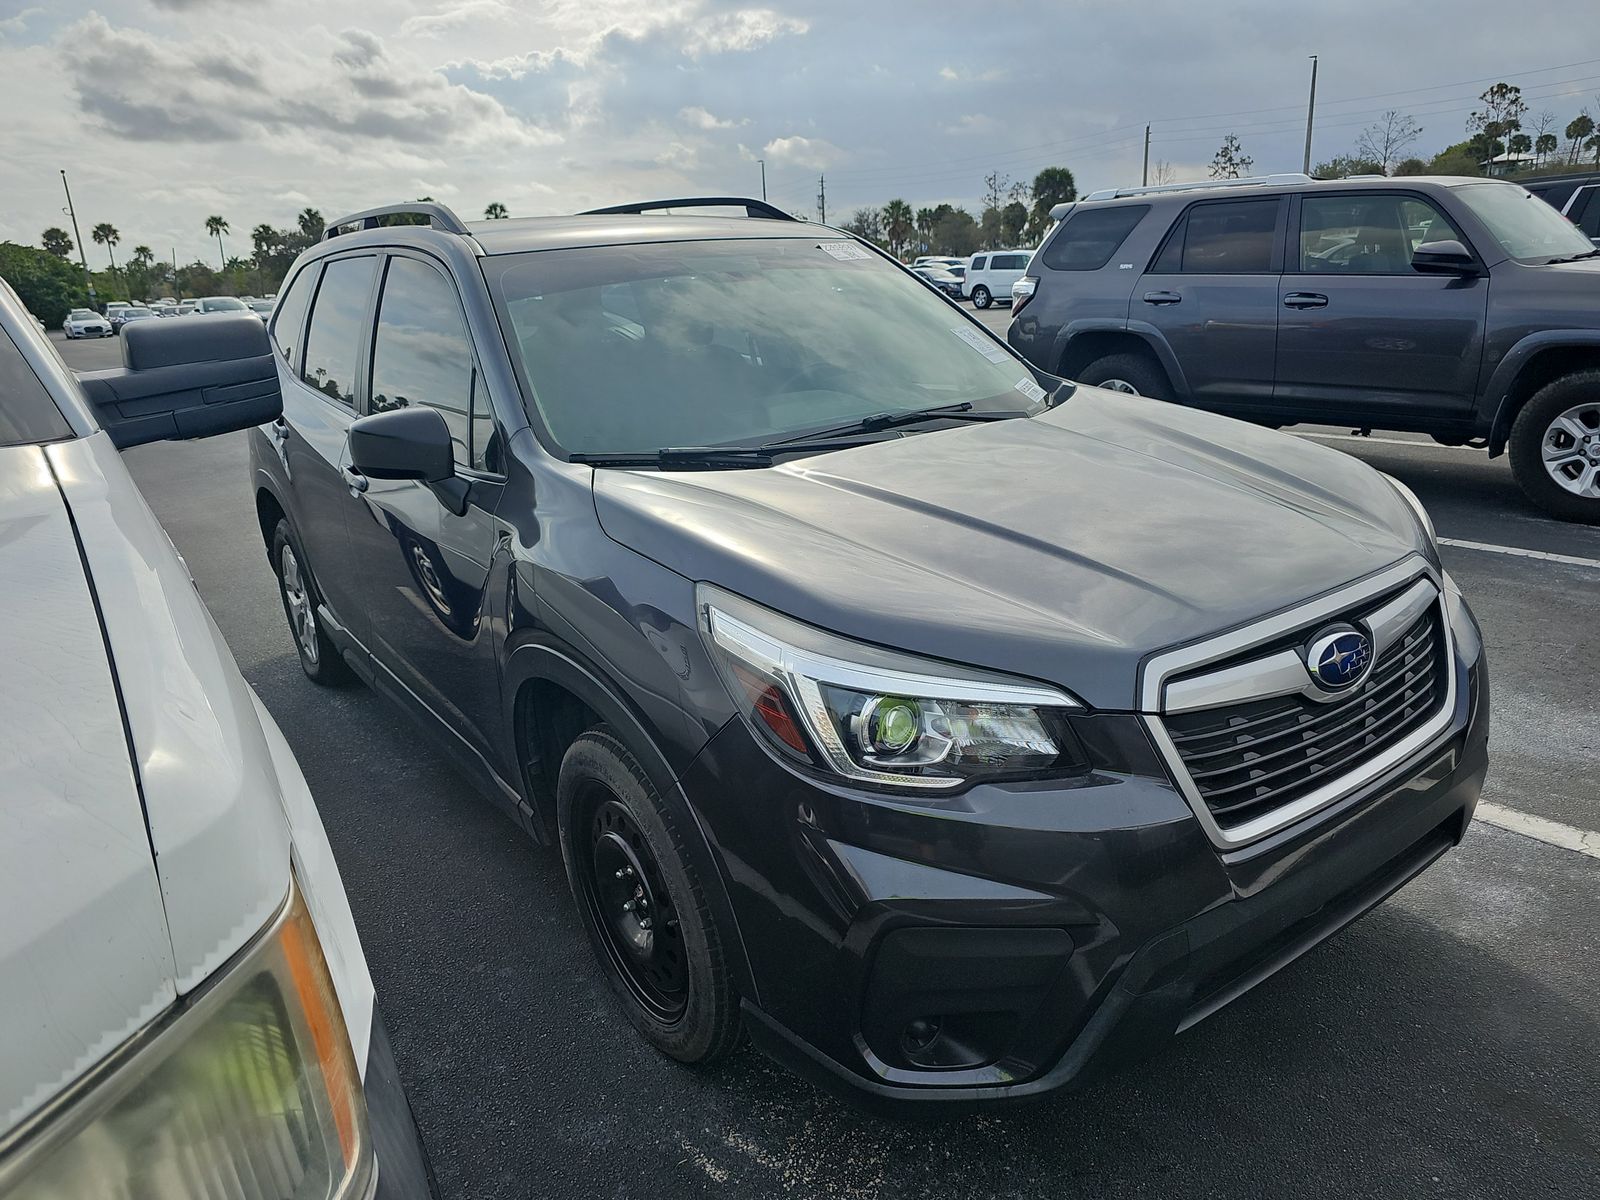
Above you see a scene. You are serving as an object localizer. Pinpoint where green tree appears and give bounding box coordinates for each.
[1566,113,1595,165]
[1393,157,1429,176]
[843,207,885,245]
[999,200,1028,247]
[1025,166,1077,242]
[297,207,326,240]
[0,241,88,325]
[1468,83,1527,165]
[204,215,230,272]
[914,207,936,255]
[484,201,509,219]
[1209,134,1252,179]
[41,227,73,258]
[1535,132,1559,167]
[929,207,979,257]
[1427,140,1483,176]
[126,245,155,300]
[880,198,913,257]
[91,222,121,293]
[1313,154,1383,179]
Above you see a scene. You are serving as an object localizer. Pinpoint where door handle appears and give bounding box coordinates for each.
[1283,292,1329,309]
[343,464,369,496]
[1143,290,1182,306]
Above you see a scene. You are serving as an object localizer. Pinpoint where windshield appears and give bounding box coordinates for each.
[1454,183,1596,262]
[486,237,1047,457]
[68,310,94,319]
[201,297,248,311]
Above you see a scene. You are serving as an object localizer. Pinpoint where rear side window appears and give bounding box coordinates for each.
[971,256,988,270]
[1042,205,1148,271]
[0,325,71,445]
[369,257,480,471]
[1153,199,1280,274]
[301,256,378,407]
[992,254,1029,270]
[269,264,316,371]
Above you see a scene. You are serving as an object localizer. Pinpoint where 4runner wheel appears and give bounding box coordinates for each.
[971,286,992,309]
[1508,371,1600,523]
[271,519,353,685]
[557,728,740,1064]
[1077,352,1172,401]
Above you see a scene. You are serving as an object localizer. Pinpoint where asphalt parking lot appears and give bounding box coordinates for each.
[59,327,1599,1198]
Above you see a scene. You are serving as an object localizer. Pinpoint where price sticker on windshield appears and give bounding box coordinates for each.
[949,324,1010,364]
[1014,378,1049,403]
[818,241,872,261]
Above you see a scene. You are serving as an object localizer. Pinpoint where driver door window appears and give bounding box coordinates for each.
[1297,194,1465,274]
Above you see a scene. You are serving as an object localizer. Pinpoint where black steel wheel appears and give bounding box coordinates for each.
[556,728,741,1064]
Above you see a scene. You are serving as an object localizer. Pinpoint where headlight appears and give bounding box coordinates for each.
[2,878,372,1200]
[1383,473,1437,547]
[701,586,1084,790]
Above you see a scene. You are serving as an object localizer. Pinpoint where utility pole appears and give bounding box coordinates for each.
[1142,125,1151,186]
[59,169,95,306]
[1302,55,1319,175]
[172,248,180,302]
[817,174,827,225]
[758,159,767,201]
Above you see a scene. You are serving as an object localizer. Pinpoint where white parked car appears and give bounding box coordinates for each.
[0,280,434,1199]
[963,249,1034,309]
[62,307,111,338]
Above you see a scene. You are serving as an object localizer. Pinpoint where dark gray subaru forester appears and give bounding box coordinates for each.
[249,197,1489,1112]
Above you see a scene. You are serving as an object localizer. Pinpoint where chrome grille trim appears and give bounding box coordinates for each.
[1141,557,1458,850]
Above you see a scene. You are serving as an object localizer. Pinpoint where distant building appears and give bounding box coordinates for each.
[1483,150,1537,177]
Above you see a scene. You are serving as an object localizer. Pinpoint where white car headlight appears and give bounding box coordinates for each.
[701,586,1085,790]
[2,878,372,1200]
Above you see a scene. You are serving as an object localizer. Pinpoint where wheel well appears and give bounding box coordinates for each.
[255,488,286,561]
[1493,346,1600,455]
[1058,331,1162,381]
[516,678,602,838]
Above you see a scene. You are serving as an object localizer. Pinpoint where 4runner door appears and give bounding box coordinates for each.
[1273,191,1488,423]
[1134,196,1284,409]
[272,254,379,630]
[343,251,506,758]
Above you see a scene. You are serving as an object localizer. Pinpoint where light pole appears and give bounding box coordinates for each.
[757,159,767,201]
[1302,55,1319,176]
[59,169,95,306]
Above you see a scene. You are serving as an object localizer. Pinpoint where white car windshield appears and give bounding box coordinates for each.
[1455,183,1597,262]
[486,237,1047,457]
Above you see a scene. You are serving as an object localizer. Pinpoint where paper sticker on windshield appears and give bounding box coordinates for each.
[818,241,871,261]
[949,325,1009,363]
[1014,378,1049,403]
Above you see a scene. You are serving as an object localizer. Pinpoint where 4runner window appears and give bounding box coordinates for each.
[1453,182,1597,262]
[485,238,1047,457]
[1042,205,1148,271]
[300,256,377,407]
[269,264,315,371]
[1154,199,1279,274]
[1296,194,1464,274]
[369,256,479,470]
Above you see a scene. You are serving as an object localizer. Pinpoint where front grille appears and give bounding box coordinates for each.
[1162,605,1447,831]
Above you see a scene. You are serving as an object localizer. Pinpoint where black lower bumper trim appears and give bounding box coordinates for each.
[365,1008,440,1199]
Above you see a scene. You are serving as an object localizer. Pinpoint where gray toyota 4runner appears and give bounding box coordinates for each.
[1009,174,1600,523]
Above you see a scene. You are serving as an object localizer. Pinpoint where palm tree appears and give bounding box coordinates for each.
[297,207,325,240]
[1508,132,1532,163]
[881,198,914,258]
[41,227,73,258]
[484,201,509,219]
[1535,132,1558,168]
[130,245,155,300]
[205,215,230,272]
[915,207,936,256]
[1565,114,1594,165]
[91,222,121,290]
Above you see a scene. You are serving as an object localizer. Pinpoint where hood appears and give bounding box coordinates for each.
[594,389,1425,710]
[0,434,290,1134]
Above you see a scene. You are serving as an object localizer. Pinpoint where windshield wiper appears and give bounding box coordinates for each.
[568,438,884,470]
[767,401,1030,446]
[1547,248,1600,263]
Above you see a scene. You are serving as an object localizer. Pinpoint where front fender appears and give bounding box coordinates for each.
[1481,329,1600,454]
[1052,318,1193,400]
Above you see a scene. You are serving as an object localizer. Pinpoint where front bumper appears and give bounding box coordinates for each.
[680,604,1489,1113]
[365,1010,439,1199]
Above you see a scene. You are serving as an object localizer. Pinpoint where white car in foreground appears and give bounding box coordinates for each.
[62,307,111,338]
[0,281,433,1199]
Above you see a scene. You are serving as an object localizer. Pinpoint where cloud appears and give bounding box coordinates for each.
[679,105,746,130]
[401,0,516,38]
[938,65,1007,83]
[944,113,998,136]
[0,7,42,36]
[681,8,808,56]
[762,135,844,169]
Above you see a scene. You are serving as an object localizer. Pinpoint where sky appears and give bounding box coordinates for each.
[0,0,1594,266]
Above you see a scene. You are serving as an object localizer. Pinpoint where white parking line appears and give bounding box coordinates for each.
[1475,802,1600,860]
[1437,537,1600,571]
[1297,432,1473,450]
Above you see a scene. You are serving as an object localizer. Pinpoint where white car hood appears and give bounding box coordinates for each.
[0,434,291,1131]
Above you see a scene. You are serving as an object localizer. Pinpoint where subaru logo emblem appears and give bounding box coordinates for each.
[1306,627,1372,691]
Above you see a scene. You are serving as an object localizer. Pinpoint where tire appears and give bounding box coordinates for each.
[1076,352,1173,401]
[971,286,992,309]
[557,728,741,1065]
[1508,370,1600,524]
[271,518,354,685]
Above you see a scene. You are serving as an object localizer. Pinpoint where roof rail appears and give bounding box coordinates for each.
[1049,201,1076,221]
[1083,173,1313,202]
[323,202,470,240]
[579,196,801,222]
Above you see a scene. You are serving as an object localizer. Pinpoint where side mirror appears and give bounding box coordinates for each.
[75,315,282,448]
[1411,239,1479,276]
[348,406,468,514]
